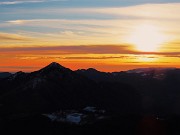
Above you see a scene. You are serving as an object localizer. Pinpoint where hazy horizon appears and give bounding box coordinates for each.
[0,62,179,73]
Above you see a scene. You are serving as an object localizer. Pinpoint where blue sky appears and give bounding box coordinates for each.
[0,0,180,21]
[0,0,179,7]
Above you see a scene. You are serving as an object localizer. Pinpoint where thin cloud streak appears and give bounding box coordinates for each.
[3,3,180,20]
[0,45,132,54]
[0,0,67,5]
[12,56,134,60]
[3,3,180,47]
[0,45,180,56]
[0,66,38,69]
[0,32,31,41]
[63,56,128,60]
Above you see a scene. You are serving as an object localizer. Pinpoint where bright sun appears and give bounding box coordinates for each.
[128,24,167,52]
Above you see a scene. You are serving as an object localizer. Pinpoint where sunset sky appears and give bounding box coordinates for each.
[0,0,180,72]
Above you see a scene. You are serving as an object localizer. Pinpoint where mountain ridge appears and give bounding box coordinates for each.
[0,62,141,116]
[0,62,180,117]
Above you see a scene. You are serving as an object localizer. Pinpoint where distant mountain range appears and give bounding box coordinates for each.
[0,62,141,116]
[1,62,180,135]
[0,72,12,79]
[0,63,180,116]
[76,67,180,115]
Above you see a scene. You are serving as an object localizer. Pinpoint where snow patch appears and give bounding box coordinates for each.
[43,114,58,121]
[83,106,96,112]
[66,113,83,124]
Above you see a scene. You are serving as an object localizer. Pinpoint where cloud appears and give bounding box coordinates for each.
[4,3,180,20]
[0,32,31,41]
[0,66,38,69]
[1,3,180,52]
[0,45,180,56]
[0,45,132,54]
[0,0,66,5]
[6,19,130,35]
[63,56,129,60]
[164,55,180,58]
[12,55,135,60]
[4,3,180,44]
[89,3,180,20]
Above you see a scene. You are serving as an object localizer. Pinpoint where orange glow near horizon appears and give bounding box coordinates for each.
[0,52,180,72]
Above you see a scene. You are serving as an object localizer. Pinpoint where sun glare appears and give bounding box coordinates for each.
[138,55,157,62]
[127,24,167,52]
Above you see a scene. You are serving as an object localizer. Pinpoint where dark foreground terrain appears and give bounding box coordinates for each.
[0,62,180,135]
[1,114,180,135]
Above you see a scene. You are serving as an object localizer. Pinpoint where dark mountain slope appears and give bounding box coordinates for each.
[0,62,141,116]
[0,72,12,79]
[76,68,180,116]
